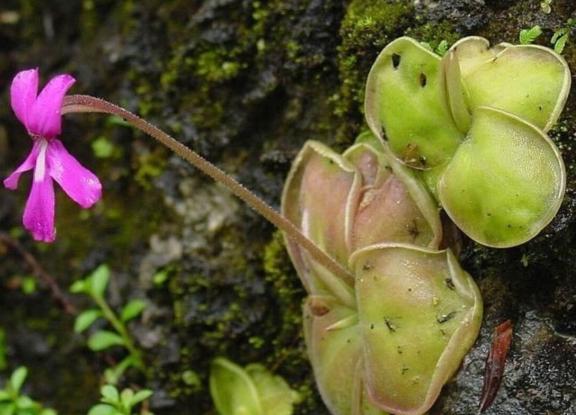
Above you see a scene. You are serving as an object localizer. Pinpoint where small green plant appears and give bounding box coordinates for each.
[210,358,301,415]
[519,25,542,44]
[541,0,552,14]
[551,18,576,53]
[87,385,153,415]
[420,39,449,56]
[70,265,146,384]
[0,367,57,415]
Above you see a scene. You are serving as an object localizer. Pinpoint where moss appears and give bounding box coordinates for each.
[333,0,461,145]
[405,20,460,50]
[261,231,328,413]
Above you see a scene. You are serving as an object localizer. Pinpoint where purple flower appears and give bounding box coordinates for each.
[4,69,102,242]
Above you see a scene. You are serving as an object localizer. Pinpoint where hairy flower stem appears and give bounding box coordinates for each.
[62,95,354,284]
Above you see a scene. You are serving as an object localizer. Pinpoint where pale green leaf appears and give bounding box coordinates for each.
[519,25,542,45]
[130,390,153,406]
[210,358,263,415]
[88,331,125,351]
[9,367,27,393]
[350,244,482,414]
[89,265,110,298]
[438,107,565,247]
[245,365,300,415]
[74,309,102,333]
[101,385,119,403]
[120,300,146,322]
[365,37,463,169]
[87,404,117,415]
[69,280,87,294]
[554,34,568,54]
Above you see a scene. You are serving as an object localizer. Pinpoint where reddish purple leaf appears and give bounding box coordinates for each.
[479,319,513,412]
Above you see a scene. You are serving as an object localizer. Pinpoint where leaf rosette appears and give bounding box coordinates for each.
[365,36,570,247]
[281,133,483,415]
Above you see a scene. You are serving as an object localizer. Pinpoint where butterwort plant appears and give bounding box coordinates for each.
[365,36,570,247]
[2,34,565,415]
[282,133,482,415]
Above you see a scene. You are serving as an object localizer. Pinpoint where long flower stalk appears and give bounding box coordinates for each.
[62,95,354,284]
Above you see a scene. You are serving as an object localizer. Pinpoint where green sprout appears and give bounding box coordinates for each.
[87,385,153,415]
[210,358,301,415]
[519,25,542,45]
[551,18,576,53]
[281,132,482,415]
[420,40,450,57]
[541,0,552,14]
[365,36,570,247]
[70,265,146,384]
[0,367,57,415]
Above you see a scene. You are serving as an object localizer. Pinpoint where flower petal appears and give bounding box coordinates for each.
[10,68,39,127]
[23,174,56,243]
[46,139,102,208]
[3,141,41,190]
[27,74,75,138]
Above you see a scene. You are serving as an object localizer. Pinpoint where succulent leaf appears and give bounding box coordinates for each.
[303,297,388,415]
[245,364,301,415]
[438,106,565,247]
[451,37,571,131]
[284,137,483,414]
[442,50,472,133]
[282,141,359,302]
[350,244,482,415]
[210,358,263,415]
[343,139,442,250]
[365,37,463,169]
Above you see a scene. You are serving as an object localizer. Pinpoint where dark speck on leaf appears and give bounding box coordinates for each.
[419,73,427,87]
[445,278,455,290]
[392,53,401,69]
[385,318,397,333]
[437,311,457,324]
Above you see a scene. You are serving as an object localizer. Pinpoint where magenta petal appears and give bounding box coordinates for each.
[4,141,41,190]
[27,74,75,138]
[23,175,56,243]
[46,139,102,208]
[10,68,39,127]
